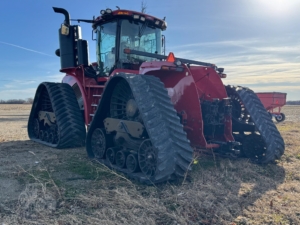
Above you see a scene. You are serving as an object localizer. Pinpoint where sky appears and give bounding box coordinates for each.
[0,0,299,100]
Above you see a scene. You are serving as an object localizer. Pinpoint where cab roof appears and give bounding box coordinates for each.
[92,9,167,30]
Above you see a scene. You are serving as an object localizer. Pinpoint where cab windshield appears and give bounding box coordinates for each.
[96,21,117,75]
[96,19,162,75]
[119,20,162,64]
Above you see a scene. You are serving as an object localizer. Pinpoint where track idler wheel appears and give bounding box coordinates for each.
[91,128,110,159]
[138,140,157,178]
[126,154,139,173]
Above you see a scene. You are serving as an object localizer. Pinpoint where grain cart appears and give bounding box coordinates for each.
[27,7,285,183]
[256,92,287,122]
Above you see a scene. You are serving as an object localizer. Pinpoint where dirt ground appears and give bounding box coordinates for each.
[0,104,300,225]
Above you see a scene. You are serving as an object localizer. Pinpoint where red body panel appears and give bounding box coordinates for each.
[61,66,108,125]
[140,61,234,148]
[256,92,287,114]
[61,60,234,149]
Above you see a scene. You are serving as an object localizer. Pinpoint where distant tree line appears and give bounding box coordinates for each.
[286,101,300,105]
[0,98,33,104]
[0,98,299,105]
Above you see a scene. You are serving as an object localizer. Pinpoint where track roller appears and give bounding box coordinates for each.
[126,154,139,173]
[116,151,128,168]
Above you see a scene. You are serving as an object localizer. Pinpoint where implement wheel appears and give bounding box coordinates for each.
[275,113,285,122]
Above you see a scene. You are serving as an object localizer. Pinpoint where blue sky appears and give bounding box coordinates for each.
[0,0,299,100]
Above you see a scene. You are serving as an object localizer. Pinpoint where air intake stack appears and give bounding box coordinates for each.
[53,7,89,69]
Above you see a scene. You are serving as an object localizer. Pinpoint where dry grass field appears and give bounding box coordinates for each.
[0,104,299,225]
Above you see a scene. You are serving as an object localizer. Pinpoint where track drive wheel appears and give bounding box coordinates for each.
[226,87,250,124]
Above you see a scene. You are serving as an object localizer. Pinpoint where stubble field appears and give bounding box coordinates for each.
[0,104,299,225]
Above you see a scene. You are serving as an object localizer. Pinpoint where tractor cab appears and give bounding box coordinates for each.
[93,9,167,76]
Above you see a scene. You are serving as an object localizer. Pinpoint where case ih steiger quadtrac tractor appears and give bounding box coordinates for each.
[27,7,285,184]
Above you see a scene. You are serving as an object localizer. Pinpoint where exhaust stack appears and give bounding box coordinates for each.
[53,7,70,26]
[53,7,89,69]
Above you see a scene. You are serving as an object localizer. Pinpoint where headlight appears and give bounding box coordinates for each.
[106,8,112,14]
[133,14,140,19]
[162,21,167,30]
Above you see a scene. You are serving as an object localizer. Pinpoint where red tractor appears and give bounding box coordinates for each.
[27,7,285,184]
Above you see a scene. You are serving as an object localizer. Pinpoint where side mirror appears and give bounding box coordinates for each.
[61,24,69,35]
[92,29,97,41]
[55,49,60,57]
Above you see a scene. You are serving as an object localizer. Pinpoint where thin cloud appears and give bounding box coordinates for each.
[46,74,63,81]
[0,88,37,100]
[0,41,54,57]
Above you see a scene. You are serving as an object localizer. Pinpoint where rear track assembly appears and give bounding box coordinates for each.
[226,86,285,163]
[28,82,86,148]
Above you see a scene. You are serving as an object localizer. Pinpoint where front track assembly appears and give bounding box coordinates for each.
[28,82,86,148]
[86,74,193,184]
[226,85,285,163]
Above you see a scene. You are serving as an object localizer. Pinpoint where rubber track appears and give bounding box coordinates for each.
[230,86,285,163]
[88,74,193,184]
[28,82,86,148]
